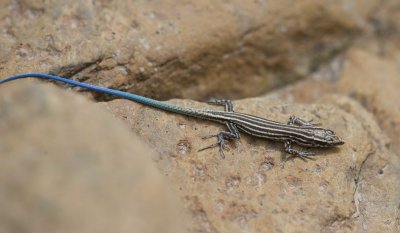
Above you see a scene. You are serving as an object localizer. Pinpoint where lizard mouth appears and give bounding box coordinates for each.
[333,137,345,146]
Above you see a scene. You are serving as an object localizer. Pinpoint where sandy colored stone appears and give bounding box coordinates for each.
[103,94,400,233]
[319,96,400,233]
[1,1,399,232]
[0,81,186,233]
[1,0,399,100]
[273,48,400,154]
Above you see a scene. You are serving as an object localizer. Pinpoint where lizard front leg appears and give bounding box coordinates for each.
[284,141,315,161]
[287,115,319,127]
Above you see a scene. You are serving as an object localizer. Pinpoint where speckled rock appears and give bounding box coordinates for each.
[1,1,400,232]
[103,94,400,233]
[1,0,399,100]
[0,81,186,233]
[318,96,400,233]
[273,48,400,154]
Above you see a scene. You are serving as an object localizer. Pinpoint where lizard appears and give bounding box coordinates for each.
[0,73,344,159]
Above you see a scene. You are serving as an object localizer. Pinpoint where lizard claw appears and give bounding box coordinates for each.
[306,119,321,126]
[199,132,229,158]
[296,151,316,160]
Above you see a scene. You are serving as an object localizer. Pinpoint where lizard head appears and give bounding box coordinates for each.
[312,128,344,147]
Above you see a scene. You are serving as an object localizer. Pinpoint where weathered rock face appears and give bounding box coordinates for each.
[1,0,398,100]
[0,81,186,233]
[1,0,400,233]
[274,48,400,154]
[104,93,399,233]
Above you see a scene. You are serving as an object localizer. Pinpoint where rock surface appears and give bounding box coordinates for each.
[0,81,186,233]
[1,0,398,100]
[104,92,400,233]
[1,0,400,233]
[273,48,400,154]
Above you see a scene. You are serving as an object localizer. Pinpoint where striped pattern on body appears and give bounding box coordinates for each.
[195,110,340,148]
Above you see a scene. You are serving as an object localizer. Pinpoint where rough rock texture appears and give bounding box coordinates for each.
[1,0,400,233]
[1,0,398,100]
[104,93,400,233]
[0,81,186,233]
[273,48,400,153]
[319,96,400,233]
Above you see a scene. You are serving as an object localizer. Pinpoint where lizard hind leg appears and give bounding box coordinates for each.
[199,122,240,158]
[207,98,234,112]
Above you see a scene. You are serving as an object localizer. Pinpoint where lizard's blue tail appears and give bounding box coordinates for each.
[0,73,197,116]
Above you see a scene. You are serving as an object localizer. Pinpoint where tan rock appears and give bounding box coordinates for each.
[319,96,400,233]
[104,93,399,232]
[1,0,398,100]
[274,48,400,153]
[1,1,399,232]
[0,81,186,233]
